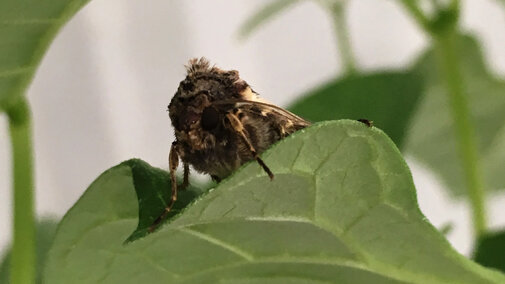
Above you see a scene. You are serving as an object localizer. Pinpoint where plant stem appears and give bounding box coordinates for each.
[434,32,486,238]
[7,97,35,284]
[398,0,485,239]
[398,0,431,31]
[329,2,356,75]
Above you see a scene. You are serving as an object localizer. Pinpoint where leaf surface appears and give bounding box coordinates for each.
[124,159,206,242]
[44,121,505,283]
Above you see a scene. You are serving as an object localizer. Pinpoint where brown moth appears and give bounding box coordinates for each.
[150,58,310,230]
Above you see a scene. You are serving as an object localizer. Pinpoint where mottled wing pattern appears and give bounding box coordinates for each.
[213,99,310,137]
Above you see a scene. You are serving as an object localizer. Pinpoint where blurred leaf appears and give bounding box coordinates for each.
[289,72,424,148]
[44,121,505,283]
[124,159,207,242]
[405,34,505,196]
[0,0,90,112]
[238,0,302,39]
[0,219,58,284]
[474,230,505,273]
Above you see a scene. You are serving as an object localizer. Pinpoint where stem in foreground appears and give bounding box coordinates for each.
[329,2,356,75]
[7,97,35,284]
[434,32,486,238]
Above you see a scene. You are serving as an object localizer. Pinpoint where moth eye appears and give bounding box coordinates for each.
[181,80,194,92]
[201,107,219,131]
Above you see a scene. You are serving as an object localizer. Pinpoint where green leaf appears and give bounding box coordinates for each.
[289,72,424,148]
[237,0,302,39]
[405,34,505,196]
[44,120,505,283]
[0,0,90,111]
[0,219,58,284]
[124,159,206,243]
[474,230,505,273]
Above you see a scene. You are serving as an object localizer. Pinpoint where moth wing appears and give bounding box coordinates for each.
[213,99,311,130]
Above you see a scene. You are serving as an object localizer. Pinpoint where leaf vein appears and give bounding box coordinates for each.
[177,227,254,261]
[179,257,403,283]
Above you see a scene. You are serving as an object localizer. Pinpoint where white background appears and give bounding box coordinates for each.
[1,0,505,257]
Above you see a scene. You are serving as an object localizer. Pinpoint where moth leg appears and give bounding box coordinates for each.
[149,141,180,232]
[182,162,190,189]
[226,112,274,180]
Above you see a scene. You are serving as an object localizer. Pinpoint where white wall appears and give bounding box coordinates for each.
[1,0,504,256]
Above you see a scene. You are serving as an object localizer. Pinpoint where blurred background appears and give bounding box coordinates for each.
[0,0,504,257]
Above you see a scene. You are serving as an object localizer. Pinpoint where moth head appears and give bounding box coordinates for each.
[168,89,212,132]
[168,58,248,133]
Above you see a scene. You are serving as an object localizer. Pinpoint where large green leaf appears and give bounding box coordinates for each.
[0,0,90,111]
[0,219,59,284]
[405,35,505,196]
[44,120,505,283]
[474,230,505,273]
[289,72,424,148]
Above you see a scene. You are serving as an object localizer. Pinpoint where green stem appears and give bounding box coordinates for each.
[7,97,35,284]
[398,0,485,239]
[329,2,356,75]
[398,0,431,32]
[434,32,486,238]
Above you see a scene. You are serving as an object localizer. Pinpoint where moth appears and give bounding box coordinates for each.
[150,58,310,230]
